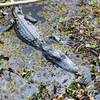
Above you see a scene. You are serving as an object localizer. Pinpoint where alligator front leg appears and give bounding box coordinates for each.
[46,35,76,46]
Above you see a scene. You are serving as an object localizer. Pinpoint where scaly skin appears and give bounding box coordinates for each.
[13,7,42,50]
[13,6,78,74]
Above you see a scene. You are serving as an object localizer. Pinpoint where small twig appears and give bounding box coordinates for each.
[0,0,40,7]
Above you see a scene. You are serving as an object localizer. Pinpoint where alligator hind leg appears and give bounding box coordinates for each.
[0,20,14,34]
[16,5,38,24]
[24,15,38,24]
[0,7,14,34]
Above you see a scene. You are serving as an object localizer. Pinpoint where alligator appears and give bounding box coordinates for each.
[0,6,79,74]
[13,6,79,73]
